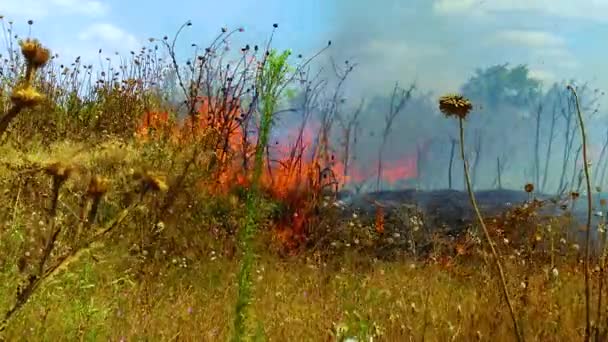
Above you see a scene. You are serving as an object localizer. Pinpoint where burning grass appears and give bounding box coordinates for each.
[1,18,608,341]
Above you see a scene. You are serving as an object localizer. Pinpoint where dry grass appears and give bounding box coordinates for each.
[0,19,607,342]
[0,137,599,341]
[0,243,595,341]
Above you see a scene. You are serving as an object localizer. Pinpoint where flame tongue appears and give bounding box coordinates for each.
[136,97,421,251]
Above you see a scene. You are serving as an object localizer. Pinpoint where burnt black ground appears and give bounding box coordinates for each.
[339,188,601,239]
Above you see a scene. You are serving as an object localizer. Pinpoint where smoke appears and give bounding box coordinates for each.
[296,0,608,194]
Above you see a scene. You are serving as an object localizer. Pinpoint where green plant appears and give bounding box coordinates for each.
[232,48,292,341]
[333,310,383,341]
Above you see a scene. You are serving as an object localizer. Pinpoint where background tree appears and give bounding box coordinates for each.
[460,64,542,190]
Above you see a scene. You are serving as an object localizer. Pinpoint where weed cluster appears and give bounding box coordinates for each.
[1,17,608,342]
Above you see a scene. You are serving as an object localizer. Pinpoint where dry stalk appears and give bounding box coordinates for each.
[458,117,523,342]
[439,93,522,342]
[568,84,592,342]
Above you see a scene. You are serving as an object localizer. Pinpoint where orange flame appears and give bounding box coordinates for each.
[136,98,423,251]
[375,205,385,234]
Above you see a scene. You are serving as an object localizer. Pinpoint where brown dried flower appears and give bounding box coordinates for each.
[19,39,39,61]
[439,94,473,119]
[44,162,74,182]
[10,85,44,107]
[31,46,50,68]
[19,38,50,68]
[87,175,110,197]
[134,170,168,192]
[524,183,534,193]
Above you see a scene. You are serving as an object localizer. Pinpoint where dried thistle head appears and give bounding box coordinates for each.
[19,39,40,61]
[133,170,168,192]
[31,46,50,68]
[439,94,473,119]
[87,175,110,197]
[601,199,607,207]
[44,162,74,182]
[19,38,50,68]
[524,183,534,193]
[10,85,44,108]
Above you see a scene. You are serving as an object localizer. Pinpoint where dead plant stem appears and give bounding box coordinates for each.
[568,85,592,342]
[458,117,523,342]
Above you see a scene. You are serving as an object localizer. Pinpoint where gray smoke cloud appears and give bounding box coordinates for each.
[306,0,608,193]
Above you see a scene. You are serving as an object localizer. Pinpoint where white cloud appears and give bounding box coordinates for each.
[50,0,107,16]
[78,23,141,52]
[490,30,565,48]
[341,39,462,96]
[534,47,579,70]
[485,30,578,73]
[35,22,143,67]
[433,0,608,21]
[433,0,480,14]
[1,0,107,19]
[528,68,556,83]
[359,39,446,60]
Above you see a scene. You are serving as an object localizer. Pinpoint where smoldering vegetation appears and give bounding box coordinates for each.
[1,6,608,340]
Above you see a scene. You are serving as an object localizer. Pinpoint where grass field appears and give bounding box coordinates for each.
[0,18,607,342]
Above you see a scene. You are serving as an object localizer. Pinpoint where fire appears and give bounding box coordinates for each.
[379,158,417,183]
[136,97,421,250]
[375,205,385,234]
[135,111,172,141]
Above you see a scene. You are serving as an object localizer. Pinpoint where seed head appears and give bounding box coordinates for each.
[133,170,169,192]
[44,162,74,182]
[571,191,580,200]
[10,85,44,107]
[19,38,50,68]
[31,46,50,68]
[601,199,607,207]
[524,183,534,193]
[19,39,39,61]
[87,175,110,197]
[439,94,473,119]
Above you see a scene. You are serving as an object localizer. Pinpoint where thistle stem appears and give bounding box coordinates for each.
[568,85,592,342]
[0,105,23,140]
[458,117,523,342]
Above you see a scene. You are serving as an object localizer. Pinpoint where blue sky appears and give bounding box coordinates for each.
[2,0,608,101]
[0,0,332,67]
